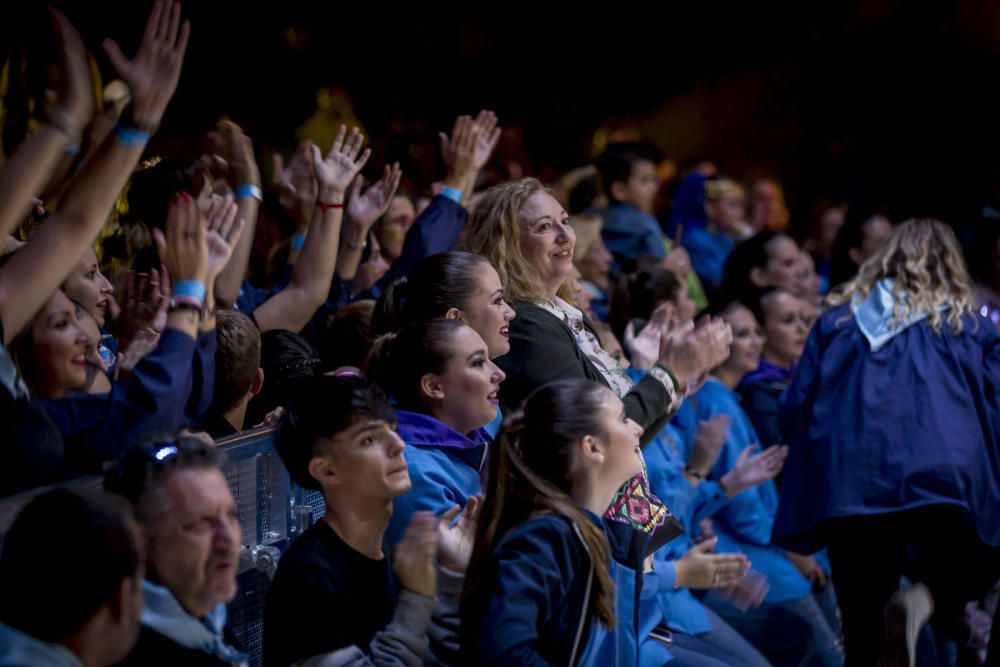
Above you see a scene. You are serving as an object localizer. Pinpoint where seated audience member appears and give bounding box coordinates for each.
[737,289,812,450]
[721,230,803,312]
[568,214,614,321]
[368,319,502,546]
[198,310,262,439]
[0,488,144,667]
[8,193,224,486]
[686,301,842,667]
[594,142,666,273]
[683,178,747,293]
[746,175,790,233]
[318,300,376,373]
[245,329,322,427]
[827,208,893,290]
[373,250,515,436]
[265,374,476,666]
[105,437,246,666]
[460,378,651,665]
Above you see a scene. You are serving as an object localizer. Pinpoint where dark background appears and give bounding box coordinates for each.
[4,0,1000,230]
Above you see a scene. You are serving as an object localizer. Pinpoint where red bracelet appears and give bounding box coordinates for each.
[317,200,344,214]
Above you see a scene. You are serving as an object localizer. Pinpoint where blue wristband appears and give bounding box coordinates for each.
[114,125,151,147]
[234,184,263,202]
[441,185,463,203]
[173,279,207,303]
[291,233,307,250]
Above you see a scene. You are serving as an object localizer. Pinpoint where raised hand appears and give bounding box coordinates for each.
[272,141,318,223]
[202,196,245,283]
[471,109,502,171]
[439,115,479,191]
[153,193,207,285]
[210,120,260,188]
[102,0,190,129]
[346,162,403,232]
[311,126,371,199]
[49,7,94,130]
[116,267,170,352]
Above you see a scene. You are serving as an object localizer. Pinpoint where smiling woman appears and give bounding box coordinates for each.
[10,289,93,399]
[463,178,733,446]
[367,318,503,548]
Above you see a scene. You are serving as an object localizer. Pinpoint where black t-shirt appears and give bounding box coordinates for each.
[262,519,398,667]
[0,320,65,496]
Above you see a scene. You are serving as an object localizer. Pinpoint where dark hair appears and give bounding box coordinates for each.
[319,300,376,373]
[104,436,222,521]
[568,171,603,215]
[211,310,262,416]
[246,330,322,427]
[721,230,785,307]
[275,375,395,490]
[595,142,658,203]
[461,379,616,630]
[123,158,210,232]
[372,251,490,335]
[367,319,467,411]
[608,268,685,342]
[829,206,890,289]
[0,488,141,642]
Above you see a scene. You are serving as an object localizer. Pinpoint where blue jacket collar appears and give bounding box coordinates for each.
[741,358,792,385]
[0,622,82,666]
[140,580,246,664]
[852,279,942,351]
[395,409,490,469]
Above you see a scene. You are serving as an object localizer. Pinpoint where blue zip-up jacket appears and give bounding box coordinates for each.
[641,421,730,653]
[386,409,490,547]
[461,510,646,667]
[42,328,215,475]
[681,378,812,603]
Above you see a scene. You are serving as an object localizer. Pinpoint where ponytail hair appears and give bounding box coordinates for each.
[461,378,616,628]
[372,251,491,335]
[367,318,467,411]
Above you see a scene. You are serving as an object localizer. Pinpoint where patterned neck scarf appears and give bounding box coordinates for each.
[539,297,634,398]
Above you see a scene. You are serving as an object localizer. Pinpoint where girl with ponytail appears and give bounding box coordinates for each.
[368,318,505,550]
[373,250,516,437]
[460,378,650,666]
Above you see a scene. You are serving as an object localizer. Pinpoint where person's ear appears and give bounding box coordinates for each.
[420,373,445,402]
[308,453,338,488]
[610,181,629,203]
[748,266,768,288]
[249,368,264,396]
[444,307,463,321]
[578,434,605,466]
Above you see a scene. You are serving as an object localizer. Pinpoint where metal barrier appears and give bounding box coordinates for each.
[0,425,318,667]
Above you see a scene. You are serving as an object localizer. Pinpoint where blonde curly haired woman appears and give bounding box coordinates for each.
[773,219,1000,667]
